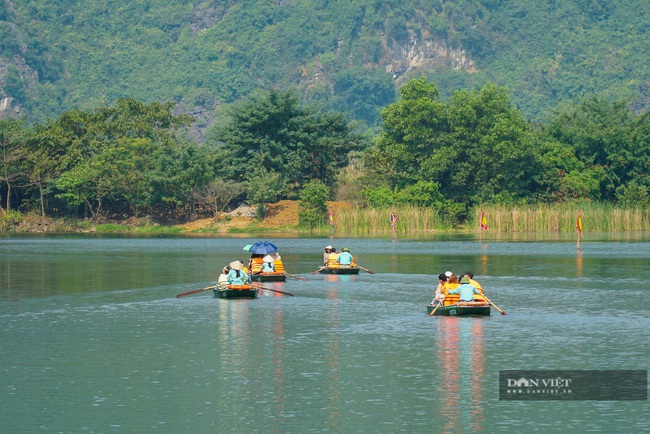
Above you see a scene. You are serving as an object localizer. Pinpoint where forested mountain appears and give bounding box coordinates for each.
[1,0,648,132]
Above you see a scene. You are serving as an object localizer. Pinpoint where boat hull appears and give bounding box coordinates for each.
[318,266,360,275]
[251,273,287,282]
[214,285,259,299]
[427,303,491,316]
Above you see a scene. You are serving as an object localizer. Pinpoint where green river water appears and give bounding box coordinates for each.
[1,234,648,433]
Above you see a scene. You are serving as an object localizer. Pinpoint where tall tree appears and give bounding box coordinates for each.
[545,96,648,201]
[365,78,540,206]
[210,89,364,198]
[0,118,29,211]
[427,83,538,204]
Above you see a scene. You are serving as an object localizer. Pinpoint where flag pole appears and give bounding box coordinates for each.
[576,212,583,251]
[329,209,334,238]
[479,211,488,242]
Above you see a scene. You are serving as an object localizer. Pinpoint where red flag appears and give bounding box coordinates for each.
[390,211,399,226]
[329,209,334,226]
[480,212,488,231]
[576,213,583,237]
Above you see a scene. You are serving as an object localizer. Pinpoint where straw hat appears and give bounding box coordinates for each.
[229,260,243,271]
[263,255,274,262]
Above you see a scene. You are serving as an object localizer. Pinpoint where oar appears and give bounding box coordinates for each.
[484,296,507,315]
[286,272,307,281]
[311,267,326,274]
[357,265,375,274]
[428,294,446,316]
[254,284,295,297]
[176,285,216,298]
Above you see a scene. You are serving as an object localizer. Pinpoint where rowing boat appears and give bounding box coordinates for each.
[427,293,491,316]
[319,265,360,275]
[251,272,287,282]
[213,284,259,299]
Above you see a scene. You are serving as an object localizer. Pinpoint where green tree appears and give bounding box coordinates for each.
[55,162,106,219]
[365,78,540,208]
[426,83,539,204]
[544,96,649,202]
[245,167,284,220]
[150,140,216,220]
[210,89,363,198]
[298,179,330,230]
[0,118,28,211]
[94,138,160,217]
[363,77,447,189]
[37,99,196,219]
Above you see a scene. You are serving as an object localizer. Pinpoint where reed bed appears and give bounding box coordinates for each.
[311,206,452,236]
[307,203,650,236]
[475,203,650,233]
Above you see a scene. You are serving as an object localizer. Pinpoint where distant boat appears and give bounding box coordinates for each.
[319,250,360,274]
[319,265,360,275]
[250,272,287,282]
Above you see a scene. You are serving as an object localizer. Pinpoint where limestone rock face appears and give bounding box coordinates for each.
[383,35,477,84]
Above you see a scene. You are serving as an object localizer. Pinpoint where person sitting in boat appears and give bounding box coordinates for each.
[261,255,275,272]
[430,273,447,306]
[463,271,484,293]
[447,277,480,302]
[227,261,249,285]
[323,245,333,266]
[218,266,231,289]
[337,247,353,266]
[442,274,460,293]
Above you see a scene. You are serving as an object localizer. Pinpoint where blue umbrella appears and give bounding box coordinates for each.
[248,241,278,255]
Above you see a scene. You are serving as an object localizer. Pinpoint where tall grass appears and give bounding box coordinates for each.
[310,206,453,236]
[475,203,650,233]
[305,203,650,236]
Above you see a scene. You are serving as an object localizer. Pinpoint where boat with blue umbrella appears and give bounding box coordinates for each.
[245,241,288,282]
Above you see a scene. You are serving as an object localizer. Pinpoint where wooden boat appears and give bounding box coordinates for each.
[248,257,287,282]
[251,272,287,282]
[213,284,259,299]
[320,251,360,274]
[319,265,360,275]
[427,293,491,316]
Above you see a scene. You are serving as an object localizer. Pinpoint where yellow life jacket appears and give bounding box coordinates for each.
[250,257,264,273]
[327,253,340,268]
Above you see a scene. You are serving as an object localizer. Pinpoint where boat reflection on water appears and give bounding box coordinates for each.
[576,250,583,286]
[435,317,485,432]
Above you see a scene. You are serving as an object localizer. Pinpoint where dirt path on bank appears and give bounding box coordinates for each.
[180,200,351,232]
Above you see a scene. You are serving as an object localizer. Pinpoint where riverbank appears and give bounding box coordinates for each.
[4,200,649,234]
[6,200,349,234]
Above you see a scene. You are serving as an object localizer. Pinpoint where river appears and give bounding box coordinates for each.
[1,234,648,433]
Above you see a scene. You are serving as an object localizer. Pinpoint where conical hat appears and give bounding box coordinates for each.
[263,255,274,262]
[229,261,243,271]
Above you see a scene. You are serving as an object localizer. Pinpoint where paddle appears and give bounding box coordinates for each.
[428,294,446,316]
[484,296,507,315]
[286,272,307,281]
[254,284,295,297]
[311,267,326,274]
[176,285,216,298]
[358,265,375,274]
